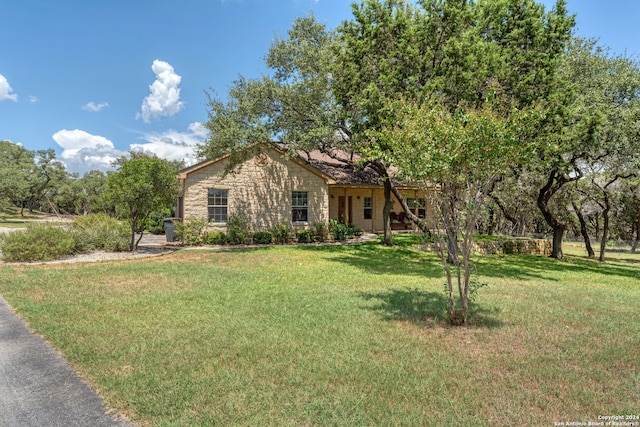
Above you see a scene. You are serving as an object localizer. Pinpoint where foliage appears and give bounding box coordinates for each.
[226,215,251,245]
[107,152,180,250]
[203,231,228,246]
[0,223,75,262]
[371,99,540,324]
[70,213,131,252]
[175,217,207,246]
[145,208,173,235]
[0,141,70,215]
[313,222,329,242]
[329,219,351,241]
[252,231,273,245]
[268,219,293,244]
[296,229,315,244]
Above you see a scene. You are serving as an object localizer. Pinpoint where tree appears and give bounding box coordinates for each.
[370,99,540,325]
[197,0,573,246]
[107,152,180,250]
[544,40,640,260]
[0,141,33,213]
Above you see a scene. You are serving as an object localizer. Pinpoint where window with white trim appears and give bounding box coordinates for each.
[208,189,228,223]
[363,197,372,220]
[292,191,308,222]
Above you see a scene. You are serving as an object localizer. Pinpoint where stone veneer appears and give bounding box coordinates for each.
[181,148,330,231]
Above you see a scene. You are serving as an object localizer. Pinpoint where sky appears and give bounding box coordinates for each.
[1,0,639,176]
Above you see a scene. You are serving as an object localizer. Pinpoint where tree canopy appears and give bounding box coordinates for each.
[107,152,180,250]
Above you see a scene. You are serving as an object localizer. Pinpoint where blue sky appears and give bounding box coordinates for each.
[1,0,638,176]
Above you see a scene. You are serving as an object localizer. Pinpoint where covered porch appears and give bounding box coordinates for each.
[327,186,428,233]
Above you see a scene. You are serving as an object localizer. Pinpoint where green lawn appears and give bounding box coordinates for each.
[0,238,638,426]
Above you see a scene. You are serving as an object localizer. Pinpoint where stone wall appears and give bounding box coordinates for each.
[474,238,552,256]
[182,149,330,231]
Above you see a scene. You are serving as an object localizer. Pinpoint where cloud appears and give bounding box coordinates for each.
[137,60,184,123]
[82,101,109,112]
[52,129,126,175]
[52,123,206,175]
[131,122,207,166]
[0,73,18,102]
[29,95,39,103]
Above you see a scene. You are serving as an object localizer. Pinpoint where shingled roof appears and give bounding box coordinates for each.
[275,142,409,187]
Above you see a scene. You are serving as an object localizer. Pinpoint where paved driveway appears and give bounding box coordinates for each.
[0,296,134,427]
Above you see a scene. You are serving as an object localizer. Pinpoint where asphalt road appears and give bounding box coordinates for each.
[0,296,134,427]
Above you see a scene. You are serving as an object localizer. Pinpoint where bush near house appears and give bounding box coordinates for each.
[296,229,315,243]
[226,215,252,245]
[252,231,273,245]
[204,231,228,245]
[269,220,293,244]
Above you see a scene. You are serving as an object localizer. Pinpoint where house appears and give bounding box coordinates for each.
[177,143,428,233]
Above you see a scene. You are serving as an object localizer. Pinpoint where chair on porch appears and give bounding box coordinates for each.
[390,212,412,230]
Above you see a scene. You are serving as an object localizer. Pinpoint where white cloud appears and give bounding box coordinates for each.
[0,73,18,102]
[52,123,206,175]
[131,122,207,166]
[29,95,39,103]
[52,129,126,175]
[137,60,184,123]
[82,101,109,112]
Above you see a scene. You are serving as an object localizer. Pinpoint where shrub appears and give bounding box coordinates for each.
[203,231,227,245]
[70,213,130,252]
[296,229,315,243]
[175,217,207,246]
[269,220,293,244]
[313,222,329,242]
[348,224,364,237]
[227,215,251,245]
[253,231,273,245]
[0,224,76,262]
[146,208,172,234]
[329,219,350,241]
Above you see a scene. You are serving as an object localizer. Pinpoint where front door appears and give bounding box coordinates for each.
[338,196,346,223]
[337,196,352,224]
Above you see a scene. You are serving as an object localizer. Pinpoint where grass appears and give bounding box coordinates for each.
[0,209,68,228]
[0,237,638,426]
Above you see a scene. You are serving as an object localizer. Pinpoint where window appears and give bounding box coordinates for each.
[363,197,372,220]
[292,191,308,222]
[208,189,228,223]
[408,198,426,219]
[416,198,426,218]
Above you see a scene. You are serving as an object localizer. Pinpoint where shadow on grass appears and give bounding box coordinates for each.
[358,287,503,329]
[480,253,640,282]
[297,241,443,278]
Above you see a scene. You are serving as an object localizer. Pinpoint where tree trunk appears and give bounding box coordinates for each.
[381,179,393,246]
[632,215,640,253]
[551,225,565,259]
[598,192,611,263]
[537,169,569,259]
[490,193,519,235]
[572,201,595,258]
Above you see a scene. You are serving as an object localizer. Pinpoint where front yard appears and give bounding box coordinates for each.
[0,238,638,426]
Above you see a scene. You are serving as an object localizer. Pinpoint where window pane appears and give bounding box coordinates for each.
[208,189,228,223]
[292,191,308,222]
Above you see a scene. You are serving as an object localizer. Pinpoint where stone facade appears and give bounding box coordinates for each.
[179,144,430,233]
[180,148,331,231]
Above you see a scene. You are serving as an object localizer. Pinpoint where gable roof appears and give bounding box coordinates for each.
[180,142,411,188]
[178,143,336,184]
